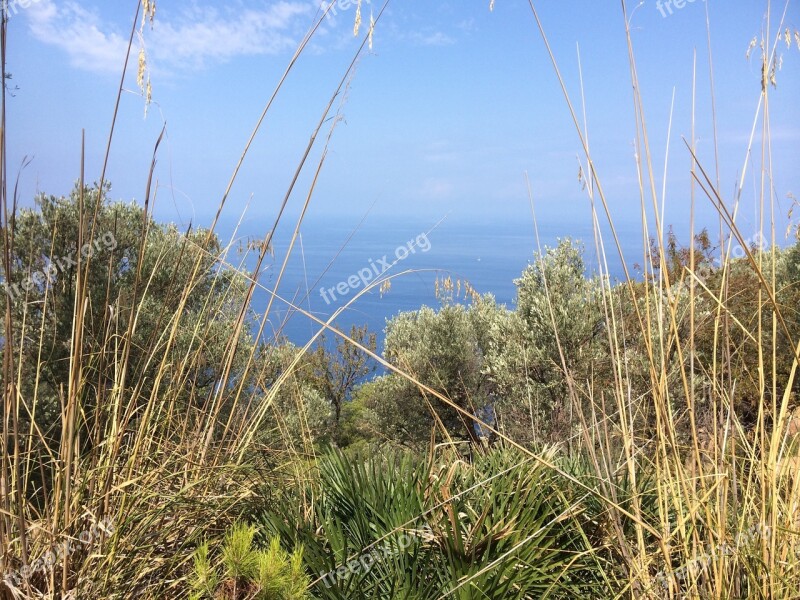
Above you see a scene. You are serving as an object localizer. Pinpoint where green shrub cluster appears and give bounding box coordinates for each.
[190,523,309,600]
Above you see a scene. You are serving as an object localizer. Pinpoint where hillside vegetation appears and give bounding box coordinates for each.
[1,1,799,599]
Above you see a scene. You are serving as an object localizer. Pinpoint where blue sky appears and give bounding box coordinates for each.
[5,0,800,242]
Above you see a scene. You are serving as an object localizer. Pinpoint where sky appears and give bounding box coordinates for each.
[5,0,800,244]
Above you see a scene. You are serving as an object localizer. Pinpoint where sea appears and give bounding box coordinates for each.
[215,213,646,353]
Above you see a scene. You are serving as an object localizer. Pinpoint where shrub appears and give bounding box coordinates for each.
[189,522,309,600]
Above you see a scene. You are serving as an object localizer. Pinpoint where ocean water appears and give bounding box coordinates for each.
[217,214,644,351]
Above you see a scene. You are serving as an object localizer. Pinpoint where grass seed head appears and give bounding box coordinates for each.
[354,0,362,36]
[137,47,146,90]
[369,9,374,50]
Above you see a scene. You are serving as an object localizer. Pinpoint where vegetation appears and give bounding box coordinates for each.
[189,523,309,600]
[1,1,799,599]
[256,448,603,599]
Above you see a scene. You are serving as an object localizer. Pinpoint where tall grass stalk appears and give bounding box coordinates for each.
[514,0,800,597]
[0,1,392,598]
[1,0,797,598]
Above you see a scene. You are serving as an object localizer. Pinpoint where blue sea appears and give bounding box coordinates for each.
[216,213,645,352]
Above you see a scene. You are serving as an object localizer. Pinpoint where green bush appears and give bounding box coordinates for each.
[255,447,604,599]
[189,522,309,600]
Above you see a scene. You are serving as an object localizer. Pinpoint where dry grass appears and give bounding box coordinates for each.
[1,0,798,598]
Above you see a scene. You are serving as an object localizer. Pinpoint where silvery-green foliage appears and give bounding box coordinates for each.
[514,238,601,368]
[279,385,333,447]
[383,303,488,442]
[365,296,506,445]
[357,374,432,448]
[255,343,333,450]
[484,239,603,441]
[361,241,611,446]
